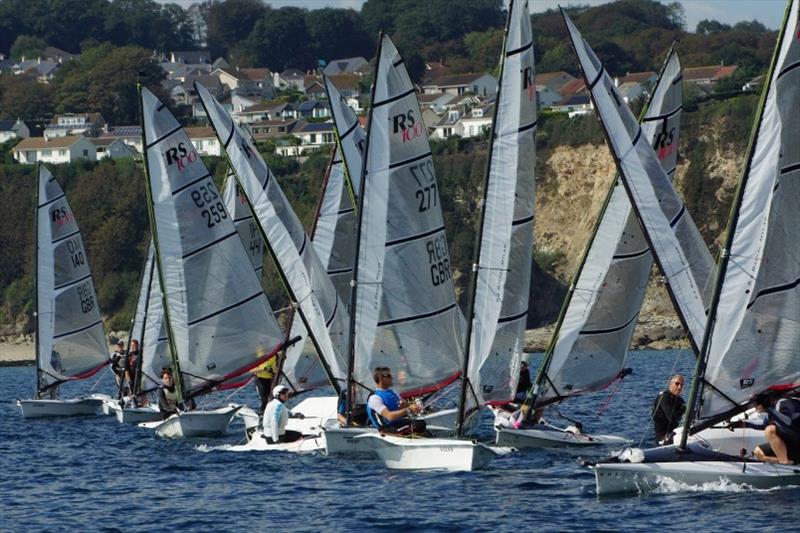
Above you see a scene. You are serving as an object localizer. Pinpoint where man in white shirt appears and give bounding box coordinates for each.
[366,366,426,436]
[262,385,303,444]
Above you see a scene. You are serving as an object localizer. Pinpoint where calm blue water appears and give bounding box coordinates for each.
[1,350,797,531]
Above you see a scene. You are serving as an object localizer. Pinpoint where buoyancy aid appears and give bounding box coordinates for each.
[367,388,402,428]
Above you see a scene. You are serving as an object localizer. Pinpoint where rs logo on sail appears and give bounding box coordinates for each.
[654,124,676,161]
[163,142,197,170]
[392,110,422,143]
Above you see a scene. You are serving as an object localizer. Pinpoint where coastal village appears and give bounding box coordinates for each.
[2,45,747,165]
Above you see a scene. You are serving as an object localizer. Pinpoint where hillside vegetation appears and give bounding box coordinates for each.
[0,93,759,339]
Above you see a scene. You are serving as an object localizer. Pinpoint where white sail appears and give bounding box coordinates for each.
[139,87,286,395]
[563,13,713,351]
[697,0,799,421]
[222,169,264,275]
[35,165,108,391]
[194,82,349,390]
[324,76,366,197]
[353,34,462,397]
[467,0,536,405]
[538,49,692,402]
[132,241,171,391]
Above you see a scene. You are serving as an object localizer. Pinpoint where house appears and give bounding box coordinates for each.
[550,94,593,117]
[684,65,738,88]
[277,121,335,156]
[303,78,326,99]
[326,74,362,98]
[422,61,450,85]
[557,78,587,99]
[170,51,211,65]
[44,113,106,139]
[421,108,442,132]
[535,71,577,93]
[430,109,462,140]
[422,73,498,97]
[615,71,657,87]
[12,58,61,83]
[90,137,137,160]
[104,125,143,154]
[232,103,273,125]
[215,67,275,99]
[185,126,220,157]
[617,81,646,103]
[249,119,304,141]
[345,96,363,113]
[268,102,299,120]
[323,57,369,76]
[742,74,765,92]
[42,46,77,63]
[536,86,562,108]
[456,104,493,138]
[297,100,330,119]
[277,69,306,92]
[0,119,30,143]
[417,92,456,113]
[12,135,97,164]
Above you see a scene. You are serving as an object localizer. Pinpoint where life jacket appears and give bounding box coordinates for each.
[367,388,402,428]
[255,357,277,380]
[162,385,178,409]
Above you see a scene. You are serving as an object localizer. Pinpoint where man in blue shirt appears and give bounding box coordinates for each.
[366,366,426,436]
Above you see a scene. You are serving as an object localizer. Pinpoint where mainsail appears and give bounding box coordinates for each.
[349,34,462,398]
[195,82,349,392]
[139,86,286,399]
[463,0,536,408]
[35,164,108,394]
[222,169,264,275]
[687,0,799,430]
[131,240,171,394]
[534,47,692,405]
[563,11,713,353]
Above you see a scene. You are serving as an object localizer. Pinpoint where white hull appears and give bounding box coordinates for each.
[116,405,162,424]
[323,426,378,457]
[17,398,103,419]
[594,461,800,496]
[91,394,116,416]
[356,434,505,471]
[496,426,629,448]
[221,429,325,454]
[139,405,242,438]
[680,426,764,457]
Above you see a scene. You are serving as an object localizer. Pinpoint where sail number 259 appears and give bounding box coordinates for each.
[190,184,228,228]
[409,160,437,212]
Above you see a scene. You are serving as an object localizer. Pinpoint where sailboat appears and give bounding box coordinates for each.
[356,1,534,470]
[558,3,799,494]
[496,42,711,448]
[196,82,354,451]
[136,86,291,438]
[18,164,111,418]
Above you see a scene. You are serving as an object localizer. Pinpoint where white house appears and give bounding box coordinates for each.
[456,104,493,138]
[550,94,593,117]
[45,113,106,139]
[0,119,30,143]
[12,135,97,164]
[90,137,138,160]
[421,73,497,97]
[104,126,143,154]
[232,103,273,125]
[186,127,221,157]
[276,122,335,156]
[536,85,562,108]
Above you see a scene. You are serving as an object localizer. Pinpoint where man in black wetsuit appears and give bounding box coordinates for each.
[651,374,686,444]
[514,360,532,403]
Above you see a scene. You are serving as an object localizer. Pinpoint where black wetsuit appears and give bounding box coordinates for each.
[652,390,685,443]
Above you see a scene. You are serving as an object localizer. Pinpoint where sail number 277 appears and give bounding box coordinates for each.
[190,183,228,228]
[409,160,437,212]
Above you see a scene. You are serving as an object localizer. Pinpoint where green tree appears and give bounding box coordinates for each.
[203,0,268,59]
[0,72,55,123]
[306,8,374,63]
[241,7,315,71]
[10,35,47,60]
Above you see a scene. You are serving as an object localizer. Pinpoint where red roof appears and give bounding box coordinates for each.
[558,78,587,97]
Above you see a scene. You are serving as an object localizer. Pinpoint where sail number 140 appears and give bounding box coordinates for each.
[190,183,228,228]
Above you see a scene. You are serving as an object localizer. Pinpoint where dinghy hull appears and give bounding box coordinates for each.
[17,398,103,419]
[358,434,500,471]
[116,405,162,424]
[495,427,628,448]
[139,405,241,438]
[594,461,800,496]
[323,426,378,457]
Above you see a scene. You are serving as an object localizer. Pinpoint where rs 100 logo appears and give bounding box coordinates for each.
[163,142,197,170]
[392,110,423,143]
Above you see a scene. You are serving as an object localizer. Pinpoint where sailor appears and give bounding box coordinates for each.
[651,374,686,445]
[262,385,303,444]
[157,368,179,420]
[124,339,140,391]
[110,341,127,397]
[514,360,532,402]
[337,381,368,426]
[736,394,800,465]
[365,366,426,435]
[250,355,278,414]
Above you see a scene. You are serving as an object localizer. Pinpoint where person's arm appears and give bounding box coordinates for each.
[268,403,282,442]
[377,399,420,422]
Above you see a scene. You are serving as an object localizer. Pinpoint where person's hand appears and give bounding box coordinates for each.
[407,402,421,415]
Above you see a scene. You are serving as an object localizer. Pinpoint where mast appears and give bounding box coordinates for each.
[137,84,184,403]
[456,2,515,437]
[196,96,342,397]
[345,32,383,425]
[525,42,679,414]
[33,162,42,397]
[678,1,793,449]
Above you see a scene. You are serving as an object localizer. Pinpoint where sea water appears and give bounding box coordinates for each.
[1,350,797,531]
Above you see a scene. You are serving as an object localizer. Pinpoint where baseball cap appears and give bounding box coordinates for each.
[273,385,290,397]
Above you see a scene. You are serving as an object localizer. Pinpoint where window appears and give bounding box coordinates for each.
[42,149,51,156]
[309,134,316,144]
[59,149,67,156]
[82,149,88,157]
